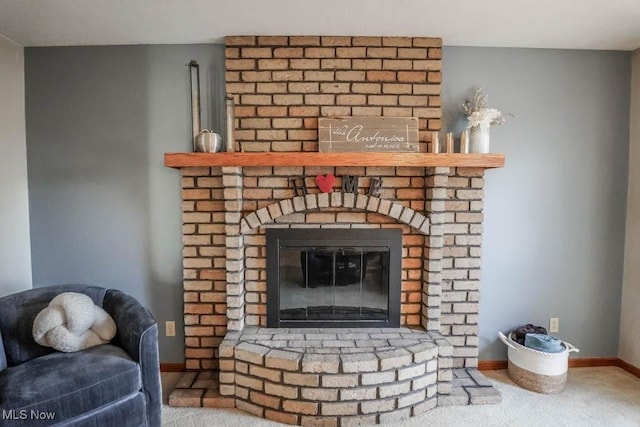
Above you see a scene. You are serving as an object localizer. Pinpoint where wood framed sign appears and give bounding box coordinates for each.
[318,117,419,153]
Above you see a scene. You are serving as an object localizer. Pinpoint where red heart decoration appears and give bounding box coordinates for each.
[315,174,335,193]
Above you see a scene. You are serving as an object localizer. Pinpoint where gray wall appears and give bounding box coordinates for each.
[25,44,226,362]
[620,48,640,367]
[0,35,32,296]
[25,44,631,362]
[442,47,630,360]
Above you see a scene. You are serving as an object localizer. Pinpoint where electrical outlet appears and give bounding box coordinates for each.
[549,317,559,333]
[165,321,176,337]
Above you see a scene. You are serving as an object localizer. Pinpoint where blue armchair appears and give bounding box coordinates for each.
[0,285,161,426]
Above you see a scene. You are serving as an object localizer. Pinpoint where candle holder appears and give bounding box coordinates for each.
[188,60,201,152]
[446,132,454,153]
[460,130,469,154]
[431,131,440,153]
[226,96,236,152]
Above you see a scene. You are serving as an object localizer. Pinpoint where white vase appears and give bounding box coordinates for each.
[469,125,490,153]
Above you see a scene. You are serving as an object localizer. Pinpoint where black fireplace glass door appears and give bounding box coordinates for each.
[278,246,390,322]
[266,228,401,328]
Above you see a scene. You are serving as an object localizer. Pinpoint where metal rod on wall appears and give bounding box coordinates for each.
[188,60,201,152]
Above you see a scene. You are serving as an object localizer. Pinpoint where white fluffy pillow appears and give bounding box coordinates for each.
[32,292,117,352]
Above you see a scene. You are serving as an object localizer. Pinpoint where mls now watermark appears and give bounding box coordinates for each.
[2,409,56,421]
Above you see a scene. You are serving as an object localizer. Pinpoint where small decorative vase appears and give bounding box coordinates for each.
[469,125,490,153]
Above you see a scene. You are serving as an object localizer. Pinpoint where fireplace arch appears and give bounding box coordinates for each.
[240,192,430,236]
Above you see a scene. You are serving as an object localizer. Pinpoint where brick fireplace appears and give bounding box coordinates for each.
[166,35,503,424]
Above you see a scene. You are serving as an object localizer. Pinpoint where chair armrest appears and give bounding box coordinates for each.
[103,289,155,361]
[103,289,161,427]
[0,330,7,371]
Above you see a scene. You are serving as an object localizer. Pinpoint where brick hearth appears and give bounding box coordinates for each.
[167,35,502,424]
[170,327,500,423]
[219,327,445,424]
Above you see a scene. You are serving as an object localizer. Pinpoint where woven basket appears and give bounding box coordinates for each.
[499,331,579,394]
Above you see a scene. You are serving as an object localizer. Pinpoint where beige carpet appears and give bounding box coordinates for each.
[161,367,640,426]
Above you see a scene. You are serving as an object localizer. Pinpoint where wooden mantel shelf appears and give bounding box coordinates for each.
[165,152,505,169]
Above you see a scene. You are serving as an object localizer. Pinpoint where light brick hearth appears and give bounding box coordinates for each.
[167,35,502,425]
[218,327,446,424]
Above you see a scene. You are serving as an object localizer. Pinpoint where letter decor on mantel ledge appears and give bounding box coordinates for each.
[164,152,505,169]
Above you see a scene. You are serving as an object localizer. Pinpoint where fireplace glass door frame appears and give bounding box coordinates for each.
[266,228,402,328]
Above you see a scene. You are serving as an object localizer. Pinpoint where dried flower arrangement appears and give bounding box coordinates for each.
[462,88,514,130]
